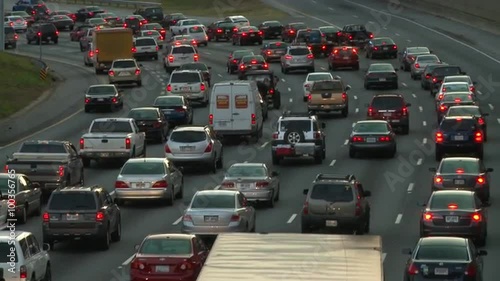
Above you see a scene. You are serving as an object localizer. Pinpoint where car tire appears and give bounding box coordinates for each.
[43,264,52,281]
[275,185,280,201]
[111,219,121,242]
[435,148,442,161]
[258,40,263,45]
[476,229,487,247]
[115,199,124,206]
[301,223,312,233]
[166,189,174,206]
[349,149,356,158]
[283,67,289,74]
[401,125,409,135]
[18,206,27,224]
[267,192,275,208]
[232,39,236,45]
[216,151,223,169]
[82,158,91,167]
[314,152,322,164]
[204,42,208,46]
[100,228,111,250]
[53,39,58,44]
[176,179,184,199]
[341,107,348,118]
[303,96,308,102]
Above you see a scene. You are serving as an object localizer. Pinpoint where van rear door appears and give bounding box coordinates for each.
[212,84,233,131]
[231,84,252,131]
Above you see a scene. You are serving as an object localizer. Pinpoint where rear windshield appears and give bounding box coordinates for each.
[140,239,191,255]
[135,38,156,46]
[441,159,479,173]
[179,63,208,71]
[170,72,200,83]
[4,27,15,34]
[183,20,200,25]
[353,122,388,133]
[128,110,158,120]
[312,81,342,91]
[0,242,17,262]
[289,48,309,55]
[371,97,404,109]
[90,121,132,133]
[297,31,321,43]
[346,25,365,31]
[218,22,235,28]
[154,97,183,106]
[145,23,162,29]
[226,166,266,177]
[291,23,307,29]
[40,24,56,32]
[369,64,394,72]
[242,56,263,63]
[87,6,102,12]
[310,184,354,202]
[19,143,65,153]
[424,64,442,73]
[265,21,280,26]
[308,74,331,81]
[120,162,164,175]
[447,107,480,117]
[172,46,195,54]
[89,18,105,24]
[430,193,474,209]
[145,8,162,13]
[443,84,469,92]
[417,55,439,62]
[51,15,70,20]
[433,67,461,76]
[113,60,136,68]
[191,193,235,208]
[279,120,313,132]
[442,94,472,102]
[49,192,96,210]
[408,47,429,54]
[87,86,115,95]
[169,131,206,143]
[269,43,287,49]
[371,38,395,45]
[445,77,469,83]
[188,26,203,33]
[440,119,476,131]
[233,51,253,59]
[416,245,468,261]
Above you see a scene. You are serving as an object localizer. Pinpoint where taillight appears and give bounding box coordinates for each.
[20,265,27,279]
[240,65,245,69]
[439,105,447,112]
[165,144,172,153]
[341,93,347,100]
[123,23,127,27]
[435,132,444,143]
[258,31,263,36]
[263,63,268,69]
[3,165,8,173]
[478,117,485,125]
[88,50,94,57]
[125,138,131,149]
[14,34,18,40]
[470,86,475,92]
[37,32,41,36]
[58,166,64,177]
[251,113,256,125]
[204,142,213,152]
[155,45,159,51]
[166,84,172,92]
[434,176,443,184]
[266,50,272,55]
[438,94,444,99]
[241,32,247,36]
[307,54,314,59]
[79,138,84,149]
[132,47,137,53]
[474,131,483,143]
[393,45,397,49]
[183,214,192,222]
[256,181,269,188]
[354,200,361,216]
[194,54,199,61]
[348,35,352,40]
[322,45,326,50]
[200,83,206,91]
[217,28,222,33]
[232,59,238,63]
[9,22,14,27]
[230,214,240,221]
[96,212,105,221]
[369,34,374,38]
[135,69,140,75]
[115,181,128,188]
[351,136,364,142]
[166,55,173,63]
[152,121,161,128]
[414,63,420,68]
[476,176,485,184]
[285,55,292,60]
[307,94,311,101]
[373,47,378,50]
[367,107,373,116]
[272,132,278,139]
[269,88,274,95]
[55,31,59,35]
[221,182,234,188]
[425,74,431,79]
[423,212,433,221]
[88,12,94,16]
[302,201,309,214]
[432,77,437,83]
[209,114,213,125]
[378,136,391,142]
[402,107,408,116]
[152,180,168,188]
[407,263,419,275]
[108,70,115,76]
[472,213,481,222]
[42,212,49,222]
[465,264,477,276]
[176,261,193,271]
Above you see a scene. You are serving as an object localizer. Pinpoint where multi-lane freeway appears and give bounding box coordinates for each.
[3,0,500,280]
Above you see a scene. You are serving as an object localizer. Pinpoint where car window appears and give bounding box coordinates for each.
[191,194,235,208]
[310,184,354,202]
[291,23,307,29]
[442,94,472,102]
[182,20,200,25]
[440,160,479,174]
[416,245,468,260]
[128,109,159,120]
[49,192,96,210]
[120,162,165,175]
[442,83,469,92]
[18,176,29,191]
[440,119,476,131]
[135,38,156,46]
[269,42,287,49]
[154,97,183,106]
[140,239,192,255]
[87,86,116,95]
[264,21,280,26]
[113,60,136,68]
[320,27,337,33]
[433,67,461,76]
[41,24,56,32]
[289,48,309,55]
[226,166,266,177]
[233,51,253,59]
[369,64,394,72]
[307,74,332,81]
[172,46,194,54]
[297,30,321,43]
[429,193,474,209]
[142,30,160,36]
[170,131,206,143]
[27,235,40,256]
[20,238,29,259]
[170,72,200,83]
[19,143,65,153]
[311,81,343,91]
[447,107,480,116]
[279,120,311,132]
[353,123,388,133]
[0,242,17,262]
[371,97,404,109]
[90,121,133,133]
[371,38,395,45]
[417,55,439,62]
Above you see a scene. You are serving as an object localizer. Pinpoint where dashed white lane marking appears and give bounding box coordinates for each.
[489,104,494,110]
[172,216,182,225]
[382,253,387,263]
[260,141,269,148]
[401,82,407,87]
[344,139,349,145]
[368,21,375,24]
[352,15,358,18]
[320,67,326,70]
[477,90,483,95]
[395,214,403,224]
[497,118,500,124]
[383,27,387,30]
[289,98,293,102]
[217,74,223,78]
[122,255,135,266]
[352,122,356,127]
[281,78,286,82]
[329,159,336,166]
[204,52,211,55]
[109,190,115,196]
[407,39,411,43]
[418,106,423,112]
[395,33,400,36]
[244,161,248,163]
[407,183,414,193]
[423,138,427,144]
[416,158,422,165]
[412,93,417,98]
[311,0,316,3]
[288,87,292,91]
[355,108,359,113]
[423,121,427,126]
[287,214,297,224]
[328,7,334,10]
[353,95,358,100]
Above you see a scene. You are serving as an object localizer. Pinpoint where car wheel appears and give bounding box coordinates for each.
[43,264,52,281]
[435,148,442,161]
[274,185,280,201]
[301,223,312,233]
[176,179,184,199]
[210,158,217,174]
[18,206,27,224]
[216,151,223,169]
[100,228,111,250]
[166,189,174,206]
[82,157,91,167]
[111,219,121,242]
[341,107,348,118]
[349,149,356,158]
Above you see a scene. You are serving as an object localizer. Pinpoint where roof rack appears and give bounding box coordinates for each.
[281,111,312,118]
[315,174,355,181]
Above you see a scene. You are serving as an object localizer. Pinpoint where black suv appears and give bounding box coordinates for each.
[366,94,411,134]
[435,116,484,161]
[134,6,163,22]
[4,26,18,49]
[84,84,124,113]
[26,23,59,44]
[42,185,121,250]
[430,65,465,95]
[301,174,371,234]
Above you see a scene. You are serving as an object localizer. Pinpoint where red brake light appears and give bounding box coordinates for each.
[348,35,352,39]
[432,77,437,82]
[168,55,174,62]
[258,31,262,36]
[165,144,172,153]
[285,55,292,60]
[209,114,213,125]
[251,113,256,125]
[266,50,272,55]
[476,176,485,184]
[333,49,339,54]
[96,212,105,221]
[470,86,475,92]
[84,97,90,104]
[456,168,464,174]
[256,181,269,188]
[58,165,64,177]
[474,131,483,143]
[166,84,172,92]
[351,136,364,142]
[435,132,444,143]
[438,94,444,100]
[42,212,50,222]
[89,50,94,57]
[125,138,131,149]
[352,48,357,53]
[152,180,168,188]
[241,32,247,36]
[217,28,222,33]
[439,105,447,112]
[307,54,314,59]
[414,63,420,68]
[37,32,41,36]
[393,45,397,49]
[200,83,206,91]
[272,132,278,139]
[448,203,458,209]
[132,47,137,53]
[156,45,159,51]
[111,97,117,103]
[20,266,27,279]
[465,264,477,276]
[251,60,257,64]
[478,117,485,125]
[182,214,192,222]
[341,93,347,100]
[9,22,14,27]
[240,65,245,69]
[373,47,378,50]
[79,138,84,149]
[14,34,18,40]
[378,136,391,142]
[204,142,213,153]
[307,93,311,101]
[454,98,461,102]
[313,132,321,139]
[263,63,268,69]
[115,181,128,188]
[402,107,408,115]
[194,54,199,61]
[289,30,295,34]
[434,175,443,183]
[95,49,99,54]
[472,213,481,222]
[55,31,59,35]
[135,69,140,75]
[108,70,115,76]
[367,107,373,116]
[230,214,240,221]
[369,34,374,38]
[423,213,432,221]
[302,201,309,215]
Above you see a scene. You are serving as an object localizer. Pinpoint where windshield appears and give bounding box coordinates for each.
[172,46,194,54]
[408,47,429,54]
[179,63,208,71]
[87,86,115,95]
[440,119,476,131]
[120,162,164,175]
[19,143,65,153]
[191,194,235,208]
[371,97,404,109]
[140,239,192,255]
[154,97,183,106]
[49,192,96,210]
[353,122,388,133]
[135,38,156,46]
[372,38,395,45]
[440,159,479,174]
[310,184,354,202]
[90,121,132,133]
[443,94,472,102]
[447,107,480,117]
[0,177,15,194]
[226,166,266,177]
[170,72,200,83]
[311,81,342,91]
[443,83,469,92]
[233,51,253,59]
[113,60,136,68]
[279,120,313,132]
[128,109,158,120]
[169,131,206,143]
[417,55,439,62]
[416,245,468,260]
[0,242,17,262]
[307,74,332,81]
[289,48,309,55]
[433,67,461,76]
[89,18,105,24]
[369,64,394,72]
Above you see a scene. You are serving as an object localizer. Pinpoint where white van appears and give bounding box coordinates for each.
[181,25,208,46]
[209,81,263,140]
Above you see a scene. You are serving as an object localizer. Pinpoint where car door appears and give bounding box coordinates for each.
[27,234,46,277]
[166,160,179,192]
[22,175,41,210]
[236,192,252,226]
[99,191,116,228]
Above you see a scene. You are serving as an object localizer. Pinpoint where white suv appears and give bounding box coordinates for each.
[163,44,198,73]
[133,37,159,60]
[166,70,209,106]
[0,231,51,281]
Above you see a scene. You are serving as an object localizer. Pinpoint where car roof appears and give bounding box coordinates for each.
[93,117,132,122]
[130,107,158,111]
[373,93,403,98]
[442,81,469,85]
[356,120,389,125]
[419,236,468,247]
[442,115,475,120]
[440,157,478,163]
[230,163,266,167]
[173,44,194,48]
[370,63,393,67]
[135,36,156,40]
[172,125,205,132]
[196,190,238,196]
[172,69,200,73]
[125,158,165,163]
[146,233,195,240]
[308,72,332,76]
[89,84,115,88]
[445,75,470,79]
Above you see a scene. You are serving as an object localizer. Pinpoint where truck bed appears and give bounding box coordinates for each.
[197,233,384,281]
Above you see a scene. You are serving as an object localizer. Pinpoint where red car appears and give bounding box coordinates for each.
[327,46,359,70]
[130,234,208,281]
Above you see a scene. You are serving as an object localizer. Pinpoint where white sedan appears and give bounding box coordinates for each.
[302,72,334,101]
[434,81,472,103]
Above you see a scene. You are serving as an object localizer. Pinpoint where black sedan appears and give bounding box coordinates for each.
[226,50,254,74]
[153,96,193,126]
[402,236,487,280]
[232,26,263,46]
[349,120,396,158]
[178,62,211,87]
[48,15,74,30]
[420,190,487,246]
[364,63,398,89]
[237,55,268,79]
[75,6,105,22]
[260,41,288,62]
[436,93,477,123]
[365,37,398,59]
[126,107,168,142]
[258,20,283,39]
[445,105,489,141]
[429,157,492,202]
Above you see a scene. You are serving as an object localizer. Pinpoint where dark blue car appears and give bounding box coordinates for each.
[435,116,484,161]
[153,95,193,127]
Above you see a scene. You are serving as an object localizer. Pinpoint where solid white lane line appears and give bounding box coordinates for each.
[217,74,223,78]
[353,95,358,100]
[328,7,334,10]
[497,118,500,124]
[204,52,211,55]
[355,108,359,113]
[423,138,427,144]
[311,0,316,3]
[352,15,358,18]
[382,253,387,263]
[383,27,387,30]
[423,121,427,126]
[489,104,494,110]
[122,254,135,266]
[287,214,297,224]
[407,183,414,193]
[109,191,115,196]
[401,82,407,87]
[329,160,336,166]
[416,159,422,165]
[352,122,356,127]
[477,90,482,95]
[395,214,403,224]
[260,141,269,148]
[281,78,286,82]
[412,94,417,98]
[418,106,423,112]
[407,39,411,43]
[344,139,349,145]
[395,33,400,36]
[172,216,183,225]
[288,87,291,92]
[289,98,293,102]
[244,161,248,163]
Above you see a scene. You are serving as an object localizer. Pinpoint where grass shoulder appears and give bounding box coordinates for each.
[0,52,53,119]
[161,0,288,21]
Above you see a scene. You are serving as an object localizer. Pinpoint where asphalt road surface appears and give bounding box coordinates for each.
[2,0,500,280]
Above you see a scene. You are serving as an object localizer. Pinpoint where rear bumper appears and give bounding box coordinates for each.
[271,144,322,157]
[109,75,141,83]
[79,151,131,159]
[181,223,246,234]
[165,153,213,165]
[241,190,273,201]
[350,142,395,151]
[421,223,483,237]
[308,103,347,111]
[131,271,197,281]
[43,224,106,240]
[115,188,169,200]
[371,50,397,57]
[436,144,482,154]
[302,214,363,229]
[283,62,314,69]
[214,129,257,137]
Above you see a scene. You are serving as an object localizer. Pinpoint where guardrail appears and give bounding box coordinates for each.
[45,0,160,10]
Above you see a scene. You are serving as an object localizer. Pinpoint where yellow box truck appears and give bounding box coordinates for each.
[93,28,133,74]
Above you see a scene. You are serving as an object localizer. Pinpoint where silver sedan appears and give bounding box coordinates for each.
[220,163,280,207]
[410,54,441,80]
[114,158,184,205]
[181,190,256,235]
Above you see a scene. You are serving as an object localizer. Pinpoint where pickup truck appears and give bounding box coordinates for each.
[5,140,84,194]
[170,19,202,35]
[79,117,146,167]
[340,24,373,47]
[292,28,329,57]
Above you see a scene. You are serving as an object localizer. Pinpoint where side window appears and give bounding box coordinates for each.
[96,191,105,207]
[104,191,113,205]
[468,240,477,257]
[312,122,318,131]
[237,193,245,207]
[195,238,207,252]
[27,235,40,256]
[66,144,78,157]
[20,238,30,259]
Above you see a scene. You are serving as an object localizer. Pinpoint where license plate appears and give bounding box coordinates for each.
[274,32,279,34]
[218,121,228,126]
[100,153,109,157]
[322,105,331,109]
[383,113,392,116]
[453,135,464,141]
[155,266,169,272]
[250,34,255,36]
[251,66,258,69]
[454,179,465,184]
[379,78,386,81]
[119,72,129,76]
[204,216,218,222]
[383,47,388,50]
[98,98,104,101]
[66,214,78,220]
[180,146,194,151]
[238,183,252,189]
[325,220,337,227]
[434,268,449,275]
[152,16,158,19]
[343,56,350,60]
[132,183,151,188]
[276,50,284,54]
[65,25,69,28]
[47,37,51,40]
[366,137,376,143]
[181,86,190,91]
[445,216,459,223]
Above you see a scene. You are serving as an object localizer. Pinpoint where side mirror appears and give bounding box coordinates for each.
[487,168,494,172]
[208,66,212,69]
[31,182,40,189]
[42,243,50,251]
[401,248,412,255]
[321,122,326,129]
[461,71,467,75]
[478,250,488,256]
[303,189,309,195]
[271,171,279,177]
[428,167,437,172]
[406,103,411,107]
[363,190,371,197]
[429,50,433,53]
[482,113,489,116]
[134,244,140,251]
[345,85,351,91]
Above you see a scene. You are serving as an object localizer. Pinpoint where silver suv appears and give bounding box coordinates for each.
[165,125,223,173]
[163,44,198,73]
[280,45,314,74]
[166,69,209,106]
[301,174,371,234]
[108,58,143,86]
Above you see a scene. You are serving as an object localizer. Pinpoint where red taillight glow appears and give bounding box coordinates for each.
[9,22,14,27]
[132,47,137,53]
[183,214,192,222]
[439,105,447,112]
[194,54,199,61]
[85,97,90,104]
[393,45,397,49]
[135,69,140,75]
[125,138,131,149]
[88,50,94,57]
[58,166,64,177]
[432,77,437,82]
[470,86,475,92]
[448,203,458,209]
[166,84,172,92]
[266,50,272,55]
[111,97,117,103]
[14,34,18,40]
[436,132,444,143]
[438,94,444,100]
[108,70,115,76]
[307,54,314,59]
[200,83,206,91]
[367,107,373,116]
[251,60,257,64]
[369,34,374,38]
[478,117,485,125]
[217,28,222,33]
[165,144,171,153]
[272,133,278,139]
[204,142,213,153]
[378,136,391,142]
[20,266,27,279]
[477,176,485,184]
[263,63,268,69]
[402,107,408,116]
[96,212,104,221]
[37,32,41,36]
[414,63,420,68]
[209,114,213,125]
[423,213,432,221]
[256,181,269,188]
[351,136,364,142]
[241,32,247,36]
[230,214,240,221]
[373,47,378,50]
[251,114,256,125]
[454,98,461,102]
[285,55,292,60]
[258,31,263,36]
[55,31,59,35]
[342,93,347,100]
[472,214,481,221]
[115,181,128,188]
[79,138,84,149]
[456,168,464,174]
[434,176,443,183]
[465,264,477,276]
[474,131,483,143]
[302,201,309,215]
[42,212,49,222]
[152,180,168,188]
[168,55,174,62]
[307,94,311,101]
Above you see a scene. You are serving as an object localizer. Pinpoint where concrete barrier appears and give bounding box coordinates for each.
[46,0,160,10]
